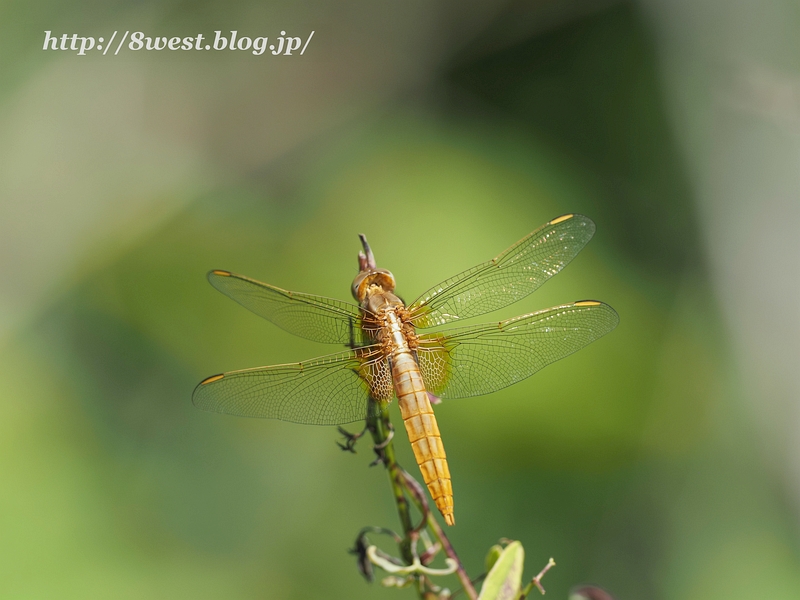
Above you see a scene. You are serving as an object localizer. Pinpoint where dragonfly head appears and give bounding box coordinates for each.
[352,268,396,302]
[352,234,396,301]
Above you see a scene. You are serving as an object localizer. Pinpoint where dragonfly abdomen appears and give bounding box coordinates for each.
[391,349,454,525]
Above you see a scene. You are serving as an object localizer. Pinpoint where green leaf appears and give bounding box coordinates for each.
[478,541,525,600]
[485,544,504,573]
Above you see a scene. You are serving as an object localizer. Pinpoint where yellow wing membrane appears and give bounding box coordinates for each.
[207,270,372,345]
[415,301,619,399]
[408,214,596,328]
[193,346,392,425]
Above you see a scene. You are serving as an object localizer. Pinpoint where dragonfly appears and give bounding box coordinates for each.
[193,214,618,526]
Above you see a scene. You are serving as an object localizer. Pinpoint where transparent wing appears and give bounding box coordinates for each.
[192,346,393,425]
[208,270,372,345]
[416,301,618,399]
[408,214,596,328]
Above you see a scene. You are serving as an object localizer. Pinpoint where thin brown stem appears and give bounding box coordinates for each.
[519,558,556,598]
[399,471,478,600]
[425,509,478,600]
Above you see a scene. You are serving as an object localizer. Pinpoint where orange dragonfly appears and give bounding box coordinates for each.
[193,214,618,526]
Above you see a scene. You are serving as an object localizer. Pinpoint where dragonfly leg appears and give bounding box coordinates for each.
[346,316,359,349]
[337,425,368,453]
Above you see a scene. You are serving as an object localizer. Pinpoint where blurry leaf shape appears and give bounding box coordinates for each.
[569,585,616,600]
[478,540,524,600]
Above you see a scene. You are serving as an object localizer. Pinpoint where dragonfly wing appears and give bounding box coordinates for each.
[193,346,393,425]
[416,301,618,399]
[408,214,596,328]
[207,270,372,345]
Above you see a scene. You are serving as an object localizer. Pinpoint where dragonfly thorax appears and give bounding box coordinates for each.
[364,290,404,317]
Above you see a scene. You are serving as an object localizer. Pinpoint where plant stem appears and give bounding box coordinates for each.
[366,400,416,565]
[518,558,556,598]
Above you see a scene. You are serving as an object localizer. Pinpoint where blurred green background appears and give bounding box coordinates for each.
[2,1,800,598]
